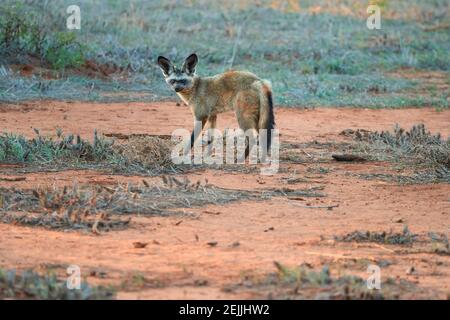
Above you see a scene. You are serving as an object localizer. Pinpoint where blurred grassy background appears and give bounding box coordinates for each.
[0,0,449,108]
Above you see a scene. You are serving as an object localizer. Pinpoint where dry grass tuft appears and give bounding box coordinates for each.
[357,124,450,169]
[223,262,433,299]
[344,124,450,183]
[0,184,130,232]
[0,177,324,232]
[334,226,418,245]
[114,136,175,169]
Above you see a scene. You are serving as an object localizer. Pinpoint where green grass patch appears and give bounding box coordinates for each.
[0,0,449,107]
[0,2,86,69]
[0,129,115,164]
[0,268,115,299]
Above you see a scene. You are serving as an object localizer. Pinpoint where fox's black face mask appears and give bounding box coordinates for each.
[157,54,198,92]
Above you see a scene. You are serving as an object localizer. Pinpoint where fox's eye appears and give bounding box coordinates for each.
[169,79,176,85]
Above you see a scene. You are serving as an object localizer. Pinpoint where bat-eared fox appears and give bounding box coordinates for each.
[157,53,275,159]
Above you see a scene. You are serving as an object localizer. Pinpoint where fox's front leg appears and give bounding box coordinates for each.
[184,117,207,156]
[205,115,217,155]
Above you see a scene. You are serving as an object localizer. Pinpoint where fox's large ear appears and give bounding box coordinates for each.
[182,53,198,75]
[157,56,172,76]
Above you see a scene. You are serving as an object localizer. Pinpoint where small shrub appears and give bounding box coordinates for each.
[0,3,86,69]
[43,32,85,69]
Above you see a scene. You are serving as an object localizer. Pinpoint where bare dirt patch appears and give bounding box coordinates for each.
[1,100,449,141]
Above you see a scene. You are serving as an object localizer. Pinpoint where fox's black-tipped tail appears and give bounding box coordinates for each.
[258,80,275,154]
[265,90,275,151]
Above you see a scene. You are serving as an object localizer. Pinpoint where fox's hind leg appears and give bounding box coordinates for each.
[235,91,260,161]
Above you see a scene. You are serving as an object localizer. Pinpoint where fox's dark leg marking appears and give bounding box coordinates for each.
[240,134,257,161]
[244,132,258,159]
[190,117,207,149]
[206,115,217,146]
[235,136,250,163]
[244,141,250,159]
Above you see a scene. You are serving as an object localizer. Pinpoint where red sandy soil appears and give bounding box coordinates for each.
[0,101,449,299]
[1,101,449,141]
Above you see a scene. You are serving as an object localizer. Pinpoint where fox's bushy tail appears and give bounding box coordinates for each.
[258,80,275,152]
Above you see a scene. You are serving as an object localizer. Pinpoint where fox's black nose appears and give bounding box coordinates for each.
[174,87,183,92]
